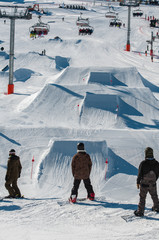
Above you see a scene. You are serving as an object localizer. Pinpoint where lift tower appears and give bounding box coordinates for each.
[0,5,32,94]
[120,0,139,51]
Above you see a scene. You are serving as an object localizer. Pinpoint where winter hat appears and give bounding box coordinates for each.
[145,147,153,158]
[9,149,16,155]
[77,142,84,151]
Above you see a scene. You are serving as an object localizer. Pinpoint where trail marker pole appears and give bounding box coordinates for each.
[105,158,108,180]
[146,31,154,62]
[31,156,35,179]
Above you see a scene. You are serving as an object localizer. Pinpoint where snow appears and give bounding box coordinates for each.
[0,0,159,239]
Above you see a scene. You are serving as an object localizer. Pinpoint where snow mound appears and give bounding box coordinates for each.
[80,92,124,129]
[36,140,108,195]
[55,66,145,87]
[20,83,83,127]
[36,139,137,196]
[79,89,159,129]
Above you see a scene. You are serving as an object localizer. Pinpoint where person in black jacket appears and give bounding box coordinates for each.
[134,147,159,216]
[5,149,22,198]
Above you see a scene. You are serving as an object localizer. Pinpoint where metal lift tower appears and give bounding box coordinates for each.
[121,0,139,51]
[0,5,32,94]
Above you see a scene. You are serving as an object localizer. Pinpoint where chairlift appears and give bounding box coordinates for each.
[29,16,50,38]
[109,18,122,27]
[76,16,89,26]
[79,25,94,35]
[105,10,118,19]
[132,9,143,17]
[150,19,159,28]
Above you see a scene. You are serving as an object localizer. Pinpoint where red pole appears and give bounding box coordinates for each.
[126,44,130,51]
[105,158,108,180]
[31,156,35,179]
[8,84,14,94]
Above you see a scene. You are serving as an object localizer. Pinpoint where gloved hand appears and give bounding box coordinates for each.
[137,184,140,189]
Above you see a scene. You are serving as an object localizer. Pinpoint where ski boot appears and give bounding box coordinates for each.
[152,206,159,213]
[69,195,77,203]
[88,193,95,201]
[134,210,144,217]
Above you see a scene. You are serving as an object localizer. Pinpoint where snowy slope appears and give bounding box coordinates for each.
[1,0,159,239]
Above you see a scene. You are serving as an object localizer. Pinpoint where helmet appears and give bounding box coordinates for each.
[77,142,84,151]
[145,147,153,158]
[9,149,16,155]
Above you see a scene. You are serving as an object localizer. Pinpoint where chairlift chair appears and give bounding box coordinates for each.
[79,25,94,35]
[29,17,50,37]
[105,11,118,19]
[132,9,143,17]
[109,18,122,27]
[76,17,89,26]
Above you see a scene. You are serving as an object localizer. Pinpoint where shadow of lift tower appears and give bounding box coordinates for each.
[0,5,32,94]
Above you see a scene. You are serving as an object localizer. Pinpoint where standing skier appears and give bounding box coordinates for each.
[134,147,159,216]
[5,149,22,198]
[69,142,95,203]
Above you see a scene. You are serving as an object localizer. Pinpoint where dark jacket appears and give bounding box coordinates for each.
[71,151,92,180]
[5,155,22,181]
[137,158,159,184]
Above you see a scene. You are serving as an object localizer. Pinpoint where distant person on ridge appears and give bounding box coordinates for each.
[134,147,159,216]
[69,142,95,203]
[5,149,22,198]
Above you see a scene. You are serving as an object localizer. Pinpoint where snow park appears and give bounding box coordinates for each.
[1,0,159,238]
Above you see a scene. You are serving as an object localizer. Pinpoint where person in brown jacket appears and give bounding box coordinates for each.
[134,147,159,216]
[69,142,95,203]
[5,149,22,198]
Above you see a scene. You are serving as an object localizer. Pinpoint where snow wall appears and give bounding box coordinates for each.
[36,140,137,197]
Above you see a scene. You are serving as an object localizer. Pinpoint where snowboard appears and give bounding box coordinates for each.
[57,198,92,206]
[0,195,25,201]
[121,211,158,222]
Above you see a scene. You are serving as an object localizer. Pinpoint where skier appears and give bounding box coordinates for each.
[69,142,95,203]
[134,147,159,216]
[5,149,22,198]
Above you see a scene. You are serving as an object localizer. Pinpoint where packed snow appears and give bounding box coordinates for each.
[0,0,159,239]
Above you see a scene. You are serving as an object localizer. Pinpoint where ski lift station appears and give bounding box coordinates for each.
[29,16,50,38]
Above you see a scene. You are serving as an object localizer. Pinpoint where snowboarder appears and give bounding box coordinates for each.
[134,147,159,216]
[69,142,95,203]
[5,149,22,198]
